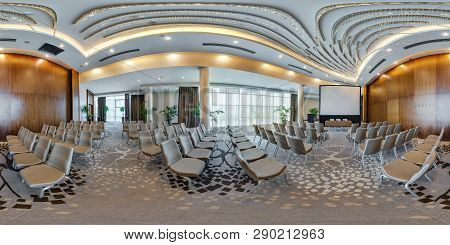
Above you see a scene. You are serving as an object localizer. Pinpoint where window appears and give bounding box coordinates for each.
[95,95,125,122]
[209,87,291,127]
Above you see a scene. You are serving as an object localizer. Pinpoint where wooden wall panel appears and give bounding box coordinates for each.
[72,69,80,121]
[0,54,72,140]
[367,53,450,140]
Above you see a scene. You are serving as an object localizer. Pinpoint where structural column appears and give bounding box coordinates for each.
[297,84,305,122]
[145,88,153,123]
[199,67,210,127]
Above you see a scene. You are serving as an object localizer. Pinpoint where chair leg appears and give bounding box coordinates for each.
[424,173,432,182]
[137,151,141,160]
[287,151,292,163]
[264,141,269,151]
[394,148,398,159]
[405,184,417,196]
[274,146,279,157]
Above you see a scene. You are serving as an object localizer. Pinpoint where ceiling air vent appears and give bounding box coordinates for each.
[404,38,450,50]
[0,38,16,42]
[202,43,256,54]
[333,80,354,86]
[368,59,386,74]
[99,49,140,62]
[38,43,64,55]
[288,64,313,74]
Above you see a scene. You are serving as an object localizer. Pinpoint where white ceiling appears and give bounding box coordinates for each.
[0,0,449,90]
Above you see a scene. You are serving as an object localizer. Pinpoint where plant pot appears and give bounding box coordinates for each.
[307,114,316,123]
[122,117,125,122]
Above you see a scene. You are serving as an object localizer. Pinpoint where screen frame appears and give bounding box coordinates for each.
[318,85,362,123]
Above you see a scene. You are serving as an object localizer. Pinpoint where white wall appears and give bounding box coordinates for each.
[151,89,179,123]
[304,97,319,119]
[79,85,88,121]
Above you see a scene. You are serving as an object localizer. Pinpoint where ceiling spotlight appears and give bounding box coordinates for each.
[125,60,133,65]
[233,40,239,44]
[59,43,64,48]
[394,61,398,65]
[0,47,3,51]
[442,32,449,37]
[163,35,171,41]
[45,54,49,58]
[278,54,283,58]
[37,59,44,64]
[325,74,329,77]
[217,55,229,61]
[386,48,392,52]
[137,80,141,82]
[287,71,295,76]
[182,76,185,79]
[109,48,115,53]
[303,65,307,69]
[377,73,380,76]
[84,62,89,66]
[168,53,178,60]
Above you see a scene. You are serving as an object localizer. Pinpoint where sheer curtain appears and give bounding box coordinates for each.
[209,87,291,127]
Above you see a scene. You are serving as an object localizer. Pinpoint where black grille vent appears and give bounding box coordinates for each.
[38,43,64,55]
[202,43,255,54]
[0,38,16,42]
[404,38,450,50]
[369,59,386,74]
[99,49,140,62]
[288,64,313,74]
[333,80,353,85]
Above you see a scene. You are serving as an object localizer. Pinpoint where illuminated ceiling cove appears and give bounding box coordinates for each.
[0,0,449,86]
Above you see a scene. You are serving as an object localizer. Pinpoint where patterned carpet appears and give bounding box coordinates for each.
[0,123,449,224]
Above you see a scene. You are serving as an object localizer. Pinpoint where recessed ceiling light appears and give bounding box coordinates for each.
[217,55,229,61]
[125,60,133,65]
[377,73,380,76]
[37,59,44,64]
[233,40,239,44]
[137,80,141,82]
[109,48,115,53]
[278,54,283,58]
[59,43,64,48]
[386,48,392,52]
[394,61,398,65]
[287,71,295,76]
[45,54,49,58]
[303,65,307,69]
[84,62,89,66]
[163,35,171,40]
[168,53,178,59]
[182,76,185,79]
[0,47,3,51]
[325,74,328,77]
[442,32,449,36]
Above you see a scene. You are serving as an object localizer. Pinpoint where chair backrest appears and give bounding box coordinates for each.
[413,126,420,139]
[395,130,407,147]
[315,123,325,133]
[350,124,359,134]
[437,127,445,140]
[382,121,389,126]
[58,122,66,129]
[386,125,395,135]
[234,149,259,181]
[407,151,437,185]
[153,128,166,145]
[137,122,145,131]
[33,137,51,161]
[40,124,49,136]
[174,124,183,136]
[375,122,382,128]
[378,125,388,138]
[265,128,277,144]
[24,132,37,152]
[253,125,261,136]
[82,123,92,131]
[404,128,415,143]
[363,137,382,155]
[47,126,56,138]
[360,122,368,128]
[306,128,318,141]
[47,143,73,175]
[128,123,138,134]
[306,123,315,128]
[180,123,188,134]
[189,128,201,146]
[274,131,290,150]
[367,122,375,128]
[17,126,24,137]
[258,126,268,140]
[163,121,170,128]
[354,128,367,142]
[299,122,306,129]
[78,131,92,147]
[381,134,397,151]
[200,124,208,136]
[393,124,402,134]
[367,127,379,139]
[123,122,129,130]
[140,123,150,132]
[54,128,66,142]
[272,123,280,132]
[287,135,307,155]
[178,134,194,156]
[19,128,30,142]
[294,126,306,139]
[196,127,206,139]
[279,124,287,134]
[285,125,296,137]
[66,123,73,130]
[160,139,182,167]
[166,126,177,139]
[65,129,78,145]
[139,131,153,150]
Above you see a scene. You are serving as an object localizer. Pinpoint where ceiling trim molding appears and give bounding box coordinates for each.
[79,52,333,88]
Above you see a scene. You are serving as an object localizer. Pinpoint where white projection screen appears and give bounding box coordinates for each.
[320,86,361,116]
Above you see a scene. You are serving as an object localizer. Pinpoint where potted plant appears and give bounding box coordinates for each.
[191,104,201,127]
[139,103,148,122]
[209,110,224,128]
[308,108,319,123]
[103,105,109,122]
[119,106,125,122]
[159,106,178,125]
[81,105,92,122]
[273,105,291,124]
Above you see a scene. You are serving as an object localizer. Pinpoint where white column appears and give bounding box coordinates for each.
[297,84,304,122]
[199,67,210,127]
[145,88,153,123]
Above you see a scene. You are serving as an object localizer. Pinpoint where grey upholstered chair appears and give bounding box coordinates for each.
[272,123,281,132]
[393,124,402,134]
[286,135,314,163]
[7,126,24,141]
[179,134,211,162]
[58,122,66,129]
[127,123,139,144]
[196,126,217,142]
[153,128,166,145]
[160,139,206,189]
[64,129,78,147]
[253,124,261,142]
[382,121,389,126]
[273,131,290,159]
[279,124,287,134]
[352,128,367,149]
[264,128,278,152]
[386,125,395,135]
[375,122,383,128]
[19,143,74,197]
[180,123,188,135]
[294,126,306,140]
[138,131,161,160]
[53,127,66,143]
[393,130,408,158]
[285,125,296,137]
[358,137,382,166]
[230,138,266,163]
[403,128,415,150]
[367,122,376,128]
[73,131,93,159]
[299,122,307,129]
[174,124,184,136]
[13,137,51,169]
[189,128,214,150]
[9,132,37,156]
[403,142,439,172]
[257,126,269,148]
[415,127,444,154]
[46,126,57,139]
[234,149,288,193]
[82,123,91,132]
[378,125,388,138]
[367,127,379,139]
[37,124,49,138]
[422,127,444,145]
[348,123,359,139]
[360,122,368,128]
[380,134,397,164]
[411,126,421,147]
[166,126,177,140]
[381,152,437,195]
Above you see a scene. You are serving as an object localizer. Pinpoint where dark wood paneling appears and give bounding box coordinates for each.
[131,94,145,121]
[368,54,450,140]
[71,69,80,121]
[0,54,72,140]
